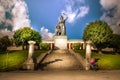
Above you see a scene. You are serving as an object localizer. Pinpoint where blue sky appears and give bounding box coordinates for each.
[24,0,120,40]
[0,0,120,39]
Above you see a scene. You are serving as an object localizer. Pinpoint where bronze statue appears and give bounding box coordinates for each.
[55,14,68,36]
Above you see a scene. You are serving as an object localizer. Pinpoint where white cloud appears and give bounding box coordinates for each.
[12,0,30,31]
[100,0,120,34]
[61,0,89,23]
[40,27,55,40]
[77,6,89,18]
[0,0,30,31]
[0,29,13,38]
[61,5,77,23]
[100,0,118,10]
[0,5,5,23]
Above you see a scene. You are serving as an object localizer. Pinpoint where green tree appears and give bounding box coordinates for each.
[109,34,120,54]
[83,21,113,54]
[13,27,41,50]
[0,36,12,52]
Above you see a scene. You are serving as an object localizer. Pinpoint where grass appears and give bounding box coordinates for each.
[74,49,120,70]
[0,50,47,71]
[93,54,120,70]
[74,49,86,57]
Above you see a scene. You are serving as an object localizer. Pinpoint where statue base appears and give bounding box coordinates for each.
[54,36,67,49]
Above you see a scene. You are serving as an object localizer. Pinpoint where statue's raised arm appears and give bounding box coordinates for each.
[63,13,68,21]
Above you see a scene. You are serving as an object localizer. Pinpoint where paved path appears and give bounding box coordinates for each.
[0,70,120,80]
[37,49,83,70]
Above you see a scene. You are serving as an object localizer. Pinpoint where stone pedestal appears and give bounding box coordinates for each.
[50,43,53,50]
[23,41,36,70]
[85,41,92,70]
[54,36,67,49]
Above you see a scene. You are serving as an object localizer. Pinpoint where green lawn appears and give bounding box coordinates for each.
[0,50,47,71]
[74,50,120,70]
[93,54,120,70]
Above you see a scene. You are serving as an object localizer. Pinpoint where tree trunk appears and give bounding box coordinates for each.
[22,45,25,50]
[25,45,28,50]
[114,48,119,55]
[98,48,103,54]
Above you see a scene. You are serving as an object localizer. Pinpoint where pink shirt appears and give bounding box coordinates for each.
[90,59,95,64]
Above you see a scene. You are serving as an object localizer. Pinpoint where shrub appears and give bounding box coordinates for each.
[72,43,81,50]
[40,43,50,50]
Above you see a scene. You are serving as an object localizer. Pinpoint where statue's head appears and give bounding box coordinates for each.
[60,16,64,20]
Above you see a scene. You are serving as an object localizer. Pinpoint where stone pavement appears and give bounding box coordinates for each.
[0,70,120,80]
[37,49,83,70]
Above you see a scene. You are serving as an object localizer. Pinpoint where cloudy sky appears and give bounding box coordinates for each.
[0,0,120,39]
[25,0,102,39]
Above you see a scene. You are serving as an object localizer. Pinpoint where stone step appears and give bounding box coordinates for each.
[37,49,83,70]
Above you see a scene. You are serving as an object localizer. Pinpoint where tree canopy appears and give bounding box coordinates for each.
[83,20,113,53]
[13,27,41,49]
[109,34,120,53]
[0,36,12,52]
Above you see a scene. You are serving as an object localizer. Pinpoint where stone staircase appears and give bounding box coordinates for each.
[69,50,86,69]
[37,49,83,70]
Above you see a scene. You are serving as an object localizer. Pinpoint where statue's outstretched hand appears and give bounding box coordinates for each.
[62,13,68,21]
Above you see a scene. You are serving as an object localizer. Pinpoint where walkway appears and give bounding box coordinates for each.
[0,70,120,80]
[37,49,83,70]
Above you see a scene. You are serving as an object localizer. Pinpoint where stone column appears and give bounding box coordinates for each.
[23,41,36,70]
[79,43,81,50]
[83,41,86,50]
[50,43,53,50]
[28,41,36,62]
[85,41,92,70]
[69,43,71,50]
[81,43,83,50]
